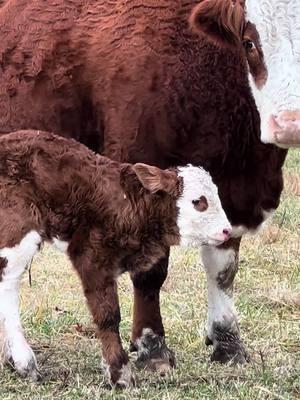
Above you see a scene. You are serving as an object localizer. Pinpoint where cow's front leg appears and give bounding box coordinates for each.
[130,252,175,375]
[201,238,249,364]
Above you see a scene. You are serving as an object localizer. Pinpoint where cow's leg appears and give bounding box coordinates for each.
[0,231,41,379]
[130,252,175,375]
[201,238,249,364]
[71,252,133,387]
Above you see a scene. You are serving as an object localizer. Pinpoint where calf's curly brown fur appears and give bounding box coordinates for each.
[0,130,230,385]
[0,130,183,384]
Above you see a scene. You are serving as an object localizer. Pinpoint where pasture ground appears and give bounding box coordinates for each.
[0,150,299,400]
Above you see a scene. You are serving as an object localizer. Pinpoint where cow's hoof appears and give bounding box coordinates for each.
[132,328,175,376]
[211,341,250,365]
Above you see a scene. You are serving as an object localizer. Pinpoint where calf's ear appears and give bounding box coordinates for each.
[133,163,181,197]
[189,0,245,47]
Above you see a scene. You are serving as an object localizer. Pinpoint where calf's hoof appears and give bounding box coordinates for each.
[132,328,175,376]
[102,360,135,388]
[115,363,135,388]
[9,342,41,381]
[211,341,250,365]
[13,356,41,381]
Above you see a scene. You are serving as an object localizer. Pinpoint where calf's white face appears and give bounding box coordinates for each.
[247,0,300,148]
[133,163,231,248]
[176,165,232,247]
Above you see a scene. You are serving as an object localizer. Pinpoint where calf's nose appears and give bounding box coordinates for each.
[210,227,232,244]
[222,228,232,240]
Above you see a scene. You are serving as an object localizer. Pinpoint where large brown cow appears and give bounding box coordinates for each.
[0,0,289,375]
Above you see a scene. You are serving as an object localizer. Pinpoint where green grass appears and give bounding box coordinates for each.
[0,150,299,400]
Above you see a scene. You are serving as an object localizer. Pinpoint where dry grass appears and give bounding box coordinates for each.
[0,150,299,400]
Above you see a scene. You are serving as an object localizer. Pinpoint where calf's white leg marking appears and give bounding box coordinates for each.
[0,231,41,378]
[101,358,134,387]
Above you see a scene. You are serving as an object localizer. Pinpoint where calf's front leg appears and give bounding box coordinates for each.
[201,238,249,364]
[72,256,133,387]
[130,252,175,375]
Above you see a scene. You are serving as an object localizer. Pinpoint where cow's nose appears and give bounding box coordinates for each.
[269,110,300,147]
[277,110,300,122]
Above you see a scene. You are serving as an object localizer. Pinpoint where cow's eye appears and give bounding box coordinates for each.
[192,196,208,212]
[243,40,255,51]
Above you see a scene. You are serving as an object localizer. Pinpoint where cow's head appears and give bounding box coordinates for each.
[246,0,300,148]
[190,0,300,148]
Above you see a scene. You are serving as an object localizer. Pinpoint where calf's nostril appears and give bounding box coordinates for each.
[223,228,231,238]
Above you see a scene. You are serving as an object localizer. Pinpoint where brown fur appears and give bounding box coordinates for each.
[243,22,268,88]
[0,0,287,364]
[0,129,183,382]
[190,0,246,46]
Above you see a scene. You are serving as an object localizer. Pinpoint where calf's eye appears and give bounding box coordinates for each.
[243,40,255,52]
[192,196,208,212]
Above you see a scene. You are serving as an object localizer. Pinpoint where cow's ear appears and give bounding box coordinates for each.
[189,0,245,47]
[133,163,181,197]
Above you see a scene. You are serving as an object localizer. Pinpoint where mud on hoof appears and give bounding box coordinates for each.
[211,340,250,364]
[208,322,249,365]
[132,328,175,376]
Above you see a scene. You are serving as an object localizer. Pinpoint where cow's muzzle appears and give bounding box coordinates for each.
[269,110,300,148]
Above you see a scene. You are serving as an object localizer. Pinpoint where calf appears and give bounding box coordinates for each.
[0,130,231,386]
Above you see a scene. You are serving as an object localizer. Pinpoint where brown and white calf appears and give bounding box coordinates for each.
[0,130,231,386]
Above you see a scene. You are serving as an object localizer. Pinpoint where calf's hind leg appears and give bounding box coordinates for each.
[0,231,41,379]
[201,238,249,364]
[130,252,175,375]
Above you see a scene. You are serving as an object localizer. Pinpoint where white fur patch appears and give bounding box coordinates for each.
[101,358,133,387]
[231,208,275,238]
[135,328,155,359]
[176,165,231,247]
[116,363,133,387]
[53,238,69,253]
[0,231,41,376]
[201,246,238,338]
[247,0,300,146]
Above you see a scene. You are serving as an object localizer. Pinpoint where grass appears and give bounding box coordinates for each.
[0,150,299,400]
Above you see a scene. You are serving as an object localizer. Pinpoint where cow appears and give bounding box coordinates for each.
[0,130,231,386]
[0,0,297,374]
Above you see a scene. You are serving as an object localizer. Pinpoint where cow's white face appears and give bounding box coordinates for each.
[246,0,300,148]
